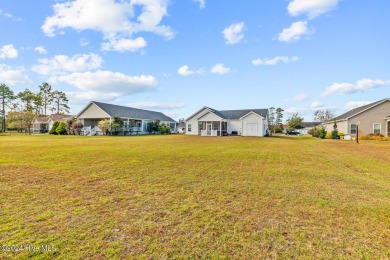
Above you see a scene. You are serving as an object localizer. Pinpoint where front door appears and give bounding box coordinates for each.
[207,124,212,136]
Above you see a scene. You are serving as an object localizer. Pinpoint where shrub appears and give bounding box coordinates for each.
[110,122,121,135]
[49,121,60,135]
[325,131,344,139]
[56,122,67,135]
[360,133,388,141]
[71,122,83,135]
[330,121,340,139]
[274,128,283,133]
[159,123,171,134]
[98,119,110,135]
[312,125,327,139]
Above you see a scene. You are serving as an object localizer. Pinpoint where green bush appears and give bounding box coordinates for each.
[49,121,60,135]
[274,128,283,133]
[56,122,67,135]
[159,123,171,134]
[312,125,327,139]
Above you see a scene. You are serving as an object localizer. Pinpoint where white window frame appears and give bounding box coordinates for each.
[188,124,192,132]
[373,123,381,134]
[350,124,357,134]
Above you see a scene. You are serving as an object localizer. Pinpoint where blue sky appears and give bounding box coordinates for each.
[1,0,389,121]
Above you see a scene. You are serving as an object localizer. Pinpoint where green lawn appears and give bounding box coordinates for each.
[0,135,389,259]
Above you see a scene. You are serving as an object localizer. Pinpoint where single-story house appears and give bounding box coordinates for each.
[76,101,177,135]
[296,122,321,135]
[185,106,269,137]
[322,98,390,136]
[32,114,74,133]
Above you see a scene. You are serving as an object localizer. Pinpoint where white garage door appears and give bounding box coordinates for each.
[246,123,258,136]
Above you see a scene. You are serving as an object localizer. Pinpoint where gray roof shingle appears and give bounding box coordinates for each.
[201,107,268,120]
[327,99,389,123]
[219,109,268,119]
[302,122,321,128]
[92,101,176,122]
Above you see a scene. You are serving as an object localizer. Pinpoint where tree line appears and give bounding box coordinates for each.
[0,82,70,133]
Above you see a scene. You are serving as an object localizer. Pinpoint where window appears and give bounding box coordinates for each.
[188,124,192,132]
[373,123,381,134]
[350,124,357,134]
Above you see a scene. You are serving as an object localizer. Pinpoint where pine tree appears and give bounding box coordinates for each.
[0,84,15,132]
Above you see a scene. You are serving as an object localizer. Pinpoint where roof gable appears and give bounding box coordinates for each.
[327,98,390,123]
[197,110,223,121]
[239,111,264,119]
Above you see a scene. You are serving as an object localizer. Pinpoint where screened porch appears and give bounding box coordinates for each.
[198,121,227,136]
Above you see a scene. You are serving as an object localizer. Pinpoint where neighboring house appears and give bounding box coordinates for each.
[186,106,269,137]
[32,114,74,133]
[177,119,186,134]
[296,122,321,135]
[322,98,390,136]
[76,101,177,134]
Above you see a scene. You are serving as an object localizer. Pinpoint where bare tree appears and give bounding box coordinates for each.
[313,109,335,123]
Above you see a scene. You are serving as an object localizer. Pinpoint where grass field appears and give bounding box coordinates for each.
[0,135,389,259]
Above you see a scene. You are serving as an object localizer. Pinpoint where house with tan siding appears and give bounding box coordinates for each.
[322,98,390,136]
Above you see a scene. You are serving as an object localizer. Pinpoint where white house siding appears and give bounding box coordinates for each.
[198,112,222,122]
[78,103,110,119]
[185,108,214,135]
[323,120,347,134]
[242,113,264,136]
[227,120,242,134]
[186,117,199,135]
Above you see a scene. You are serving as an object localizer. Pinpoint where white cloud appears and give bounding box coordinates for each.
[310,101,324,108]
[0,9,22,21]
[286,107,302,114]
[177,65,202,76]
[194,0,205,9]
[127,101,185,110]
[101,37,147,52]
[0,44,18,59]
[321,78,390,97]
[49,70,157,96]
[32,53,102,75]
[222,22,245,45]
[210,63,231,75]
[42,0,174,52]
[34,46,47,54]
[288,0,338,19]
[67,91,121,103]
[80,38,89,46]
[278,21,311,42]
[293,93,309,101]
[345,101,373,111]
[252,56,298,66]
[0,65,32,86]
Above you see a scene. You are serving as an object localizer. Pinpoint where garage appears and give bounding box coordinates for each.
[246,123,258,136]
